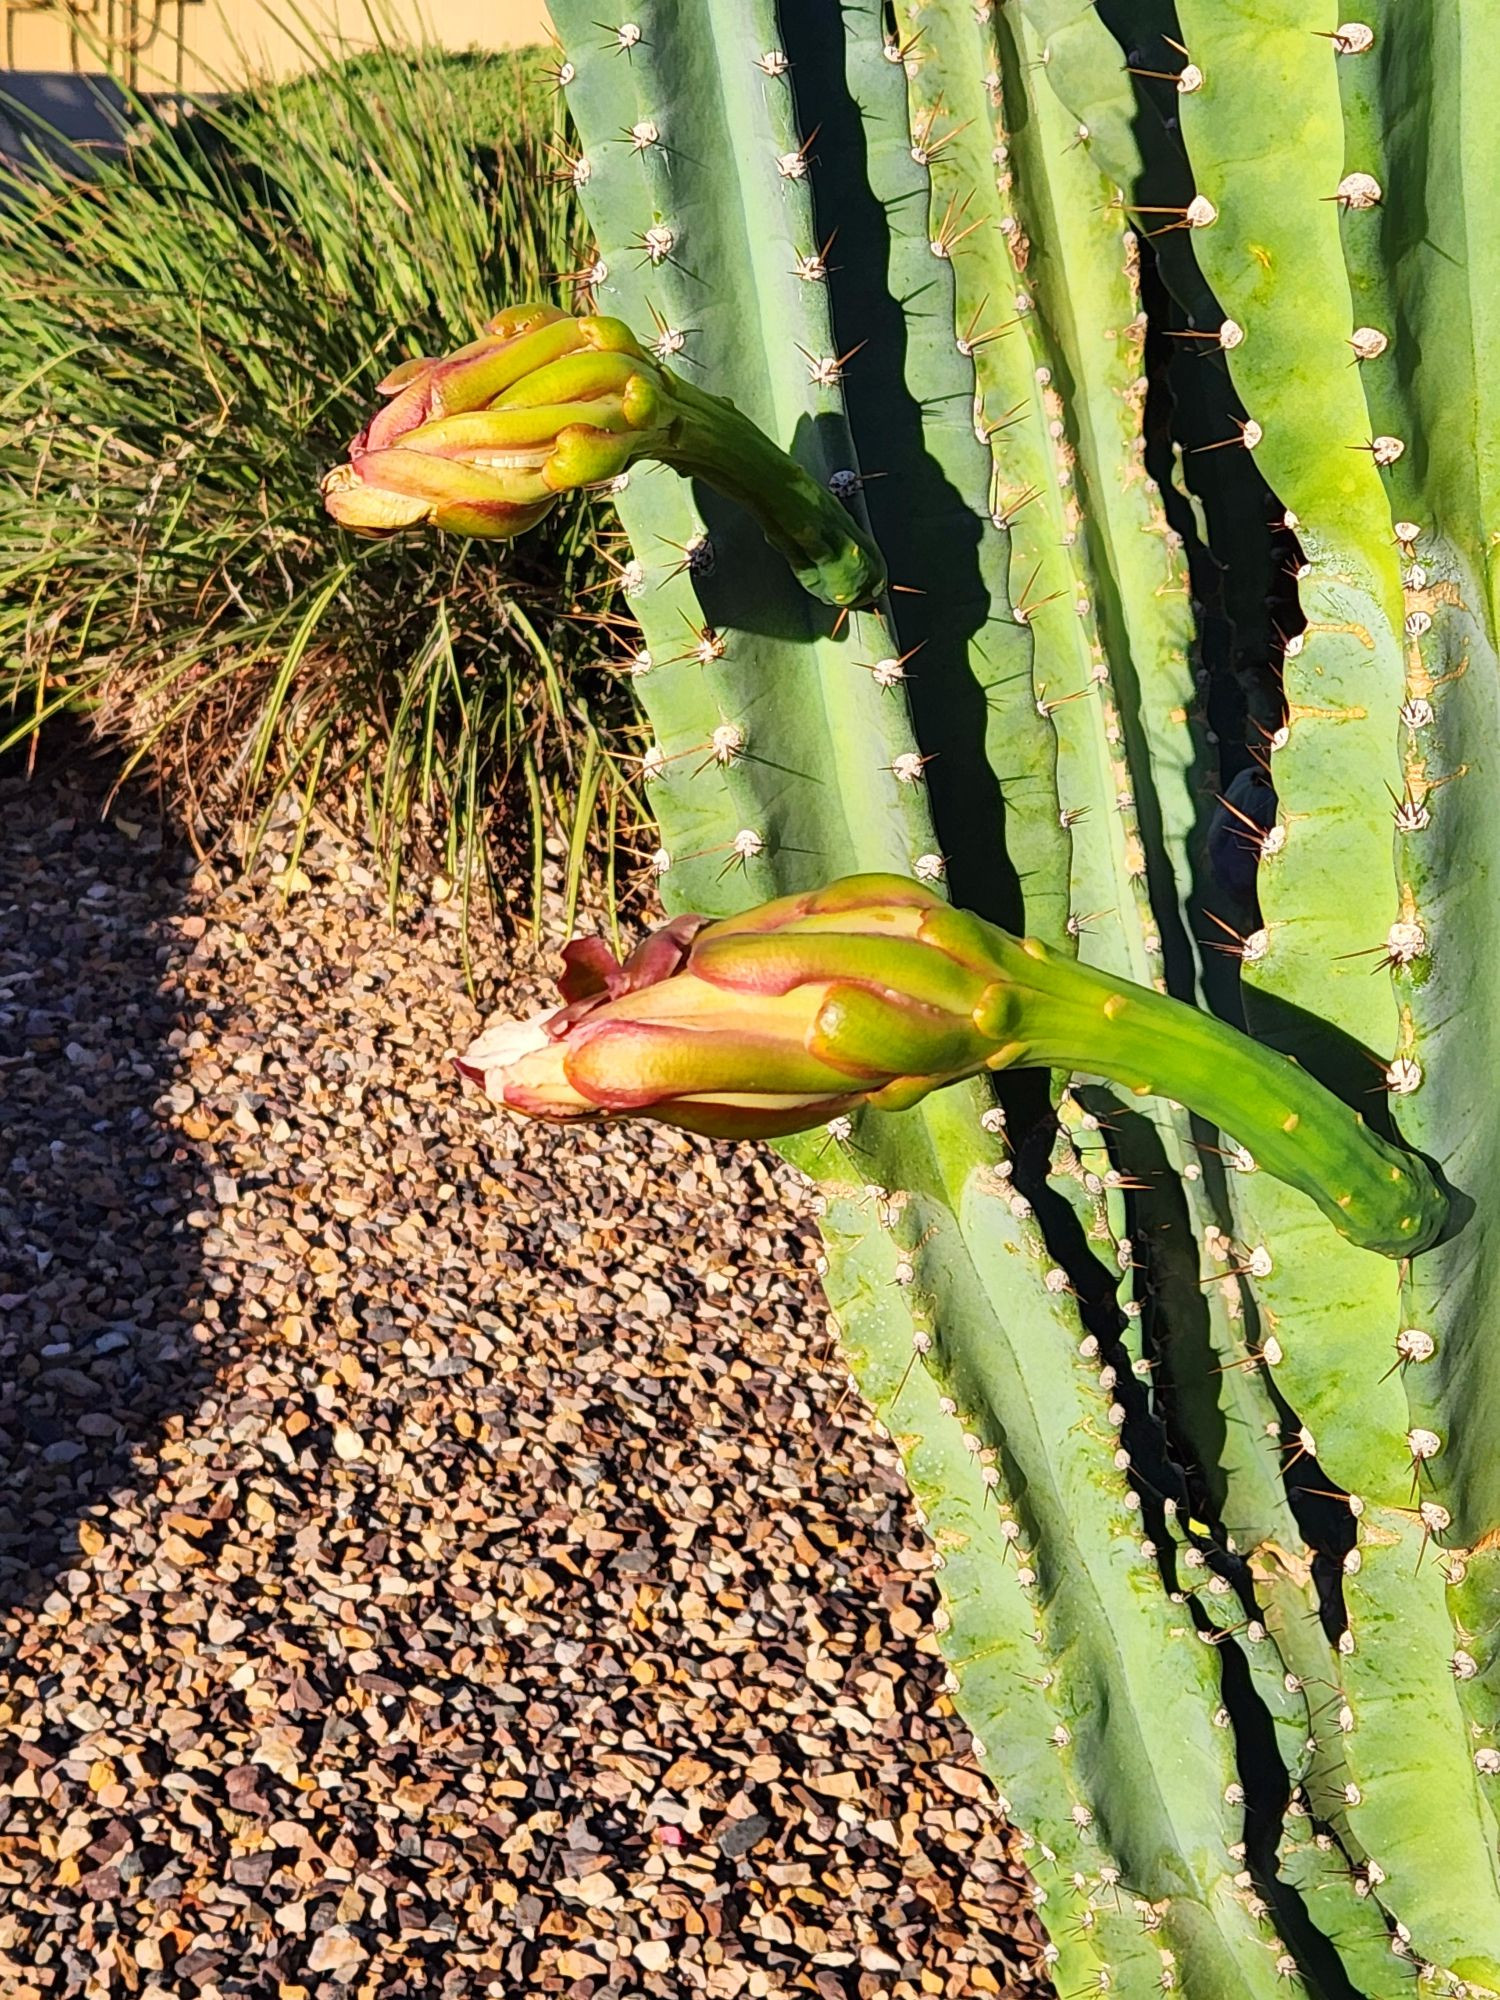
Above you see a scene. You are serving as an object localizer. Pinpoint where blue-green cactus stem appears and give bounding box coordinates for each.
[902,22,1326,1850]
[1329,0,1500,1896]
[1276,1813,1413,2000]
[557,1,924,917]
[804,0,1070,948]
[976,6,1355,1867]
[1055,0,1289,752]
[1331,0,1500,1529]
[808,1167,1154,1995]
[915,1085,1310,2000]
[898,0,1168,981]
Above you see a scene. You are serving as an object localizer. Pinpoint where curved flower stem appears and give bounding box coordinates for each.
[661,372,888,608]
[963,919,1446,1259]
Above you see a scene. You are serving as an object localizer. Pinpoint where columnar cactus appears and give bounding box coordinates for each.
[326,1,1500,1990]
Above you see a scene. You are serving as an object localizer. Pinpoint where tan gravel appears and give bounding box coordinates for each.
[0,742,1046,1999]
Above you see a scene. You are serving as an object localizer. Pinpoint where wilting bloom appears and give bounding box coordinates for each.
[456,875,1005,1139]
[456,872,1448,1258]
[322,302,886,606]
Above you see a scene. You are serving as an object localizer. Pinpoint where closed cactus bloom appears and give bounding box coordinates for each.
[456,875,1000,1139]
[457,873,1446,1256]
[321,304,668,539]
[321,302,887,602]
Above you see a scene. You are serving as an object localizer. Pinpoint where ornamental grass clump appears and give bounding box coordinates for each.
[0,34,632,922]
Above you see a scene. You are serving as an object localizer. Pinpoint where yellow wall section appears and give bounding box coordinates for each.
[2,2,552,92]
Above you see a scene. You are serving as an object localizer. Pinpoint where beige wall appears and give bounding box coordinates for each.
[3,2,553,93]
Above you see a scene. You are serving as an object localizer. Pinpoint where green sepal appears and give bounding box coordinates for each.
[565,1018,868,1105]
[690,929,986,1016]
[810,983,987,1080]
[493,347,643,409]
[430,313,591,413]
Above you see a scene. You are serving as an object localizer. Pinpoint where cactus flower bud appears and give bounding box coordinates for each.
[456,874,1447,1258]
[322,303,886,606]
[455,880,981,1138]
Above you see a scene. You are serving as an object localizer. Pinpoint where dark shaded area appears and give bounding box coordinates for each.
[1215,1640,1369,2000]
[685,476,828,646]
[0,71,137,165]
[1104,1099,1235,1520]
[0,730,214,1626]
[0,734,1046,1992]
[1234,988,1404,1147]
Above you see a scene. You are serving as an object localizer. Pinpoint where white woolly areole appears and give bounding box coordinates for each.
[1337,171,1382,209]
[1386,918,1427,964]
[1386,1054,1424,1094]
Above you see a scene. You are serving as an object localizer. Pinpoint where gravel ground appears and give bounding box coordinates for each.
[0,742,1046,2000]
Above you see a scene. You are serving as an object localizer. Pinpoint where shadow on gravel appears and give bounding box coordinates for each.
[0,731,215,1633]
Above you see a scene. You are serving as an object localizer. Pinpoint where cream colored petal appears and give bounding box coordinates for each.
[320,463,431,533]
[460,1009,561,1082]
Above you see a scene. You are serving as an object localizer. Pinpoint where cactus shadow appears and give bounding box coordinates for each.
[685,480,832,646]
[1193,985,1473,1243]
[0,734,219,1653]
[1238,987,1402,1148]
[1103,1102,1235,1507]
